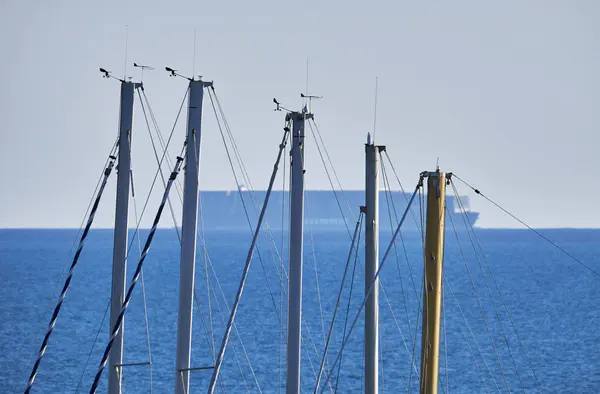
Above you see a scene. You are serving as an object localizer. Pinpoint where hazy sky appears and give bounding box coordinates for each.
[1,1,599,228]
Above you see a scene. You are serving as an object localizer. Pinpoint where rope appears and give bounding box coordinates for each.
[89,152,184,394]
[319,180,422,393]
[313,212,363,392]
[24,153,117,394]
[450,180,542,391]
[207,128,290,393]
[453,174,600,278]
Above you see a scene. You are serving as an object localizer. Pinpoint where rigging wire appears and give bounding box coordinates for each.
[211,87,288,279]
[140,89,186,205]
[448,182,525,391]
[444,274,500,393]
[382,151,423,231]
[24,153,117,394]
[442,235,449,394]
[89,147,185,394]
[18,138,119,384]
[406,174,428,393]
[207,127,290,393]
[195,242,248,392]
[198,273,250,393]
[450,180,542,391]
[208,92,328,391]
[380,157,420,299]
[313,212,364,392]
[406,271,424,393]
[453,174,600,278]
[74,300,111,394]
[280,130,288,394]
[305,197,332,389]
[334,225,361,392]
[200,244,264,392]
[198,197,217,363]
[446,207,512,393]
[207,89,282,323]
[138,90,181,241]
[380,159,417,345]
[319,179,422,393]
[131,164,154,394]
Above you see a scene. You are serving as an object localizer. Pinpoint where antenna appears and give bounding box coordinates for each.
[124,25,129,80]
[301,57,322,113]
[192,28,197,77]
[373,76,378,143]
[305,57,309,107]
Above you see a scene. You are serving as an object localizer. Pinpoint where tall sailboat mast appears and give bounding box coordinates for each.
[286,110,312,394]
[175,77,211,394]
[364,135,383,394]
[419,170,447,394]
[109,80,139,394]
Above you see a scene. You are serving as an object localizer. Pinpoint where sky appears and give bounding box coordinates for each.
[0,0,599,228]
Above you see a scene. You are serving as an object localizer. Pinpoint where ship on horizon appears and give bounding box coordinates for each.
[195,189,480,230]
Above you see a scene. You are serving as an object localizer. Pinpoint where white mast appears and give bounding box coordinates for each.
[286,110,312,394]
[175,78,211,394]
[109,80,137,394]
[365,136,382,394]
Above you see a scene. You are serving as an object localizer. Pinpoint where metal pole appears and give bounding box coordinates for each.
[109,81,136,394]
[365,139,383,394]
[419,170,446,394]
[175,79,209,394]
[286,111,311,394]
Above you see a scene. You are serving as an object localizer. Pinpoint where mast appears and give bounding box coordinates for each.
[175,78,210,394]
[364,136,383,394]
[109,80,137,394]
[419,170,446,394]
[286,110,312,394]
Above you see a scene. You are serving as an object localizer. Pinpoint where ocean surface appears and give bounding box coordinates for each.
[1,228,598,393]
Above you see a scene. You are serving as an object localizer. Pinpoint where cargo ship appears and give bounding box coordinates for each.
[198,189,479,231]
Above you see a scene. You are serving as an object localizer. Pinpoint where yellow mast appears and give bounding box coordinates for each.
[419,170,447,394]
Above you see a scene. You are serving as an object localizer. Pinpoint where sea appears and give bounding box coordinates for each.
[1,228,598,393]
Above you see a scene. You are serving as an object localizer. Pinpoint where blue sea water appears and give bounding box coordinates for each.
[1,228,598,393]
